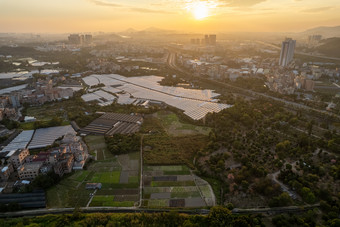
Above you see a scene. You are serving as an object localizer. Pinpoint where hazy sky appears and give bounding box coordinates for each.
[0,0,339,33]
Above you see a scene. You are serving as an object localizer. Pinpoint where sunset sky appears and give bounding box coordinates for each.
[0,0,339,33]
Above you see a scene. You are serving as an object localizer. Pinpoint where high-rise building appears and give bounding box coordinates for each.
[279,38,296,67]
[204,35,209,45]
[68,34,92,45]
[68,34,81,44]
[85,34,93,44]
[209,35,216,45]
[203,34,217,45]
[308,35,322,46]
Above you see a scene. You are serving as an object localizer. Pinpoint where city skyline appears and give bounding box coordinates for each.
[0,0,340,33]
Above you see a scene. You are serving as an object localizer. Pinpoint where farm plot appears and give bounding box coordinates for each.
[47,152,140,208]
[156,112,211,136]
[143,165,215,208]
[88,152,140,207]
[84,135,114,160]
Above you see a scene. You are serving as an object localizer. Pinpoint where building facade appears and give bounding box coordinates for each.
[8,149,30,169]
[279,38,296,67]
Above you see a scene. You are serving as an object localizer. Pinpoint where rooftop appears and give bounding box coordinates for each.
[19,162,43,172]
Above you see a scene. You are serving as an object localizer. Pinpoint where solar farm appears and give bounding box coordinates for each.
[82,74,232,120]
[28,125,76,149]
[143,165,216,208]
[0,126,76,156]
[0,130,34,153]
[81,113,143,136]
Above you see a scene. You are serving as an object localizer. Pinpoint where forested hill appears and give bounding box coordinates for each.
[314,38,340,58]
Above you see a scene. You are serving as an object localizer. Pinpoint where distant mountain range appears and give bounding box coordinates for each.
[301,25,340,38]
[120,27,175,35]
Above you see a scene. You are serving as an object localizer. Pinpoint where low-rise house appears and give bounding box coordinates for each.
[0,164,14,181]
[8,149,30,169]
[85,183,102,190]
[54,154,74,177]
[18,162,43,180]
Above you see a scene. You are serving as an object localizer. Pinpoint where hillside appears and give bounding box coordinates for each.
[314,37,340,58]
[302,25,340,38]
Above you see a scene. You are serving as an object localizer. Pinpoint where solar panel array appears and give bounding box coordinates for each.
[102,86,122,94]
[81,113,142,136]
[28,126,76,149]
[1,130,34,153]
[81,90,116,103]
[82,74,232,120]
[116,93,136,105]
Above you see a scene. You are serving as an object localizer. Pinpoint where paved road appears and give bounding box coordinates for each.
[138,134,144,207]
[0,204,320,218]
[86,189,98,207]
[270,171,299,200]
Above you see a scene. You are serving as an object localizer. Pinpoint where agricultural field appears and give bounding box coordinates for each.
[141,118,208,168]
[47,151,140,208]
[155,111,211,136]
[143,165,215,208]
[84,135,114,160]
[26,104,66,121]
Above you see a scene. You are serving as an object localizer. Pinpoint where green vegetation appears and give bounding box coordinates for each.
[159,75,183,86]
[171,191,201,198]
[105,134,140,155]
[90,195,115,207]
[156,111,211,136]
[91,172,120,184]
[314,37,340,58]
[147,199,169,207]
[0,119,20,130]
[85,135,114,160]
[143,133,208,167]
[46,156,139,208]
[0,135,9,144]
[151,181,196,187]
[269,192,293,207]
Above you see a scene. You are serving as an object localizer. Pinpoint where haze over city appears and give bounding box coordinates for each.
[1,0,340,33]
[0,0,340,226]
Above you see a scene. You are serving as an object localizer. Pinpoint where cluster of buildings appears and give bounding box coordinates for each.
[86,57,165,74]
[178,54,265,81]
[89,42,165,58]
[0,133,88,186]
[265,73,314,94]
[21,78,74,106]
[68,34,93,45]
[0,106,17,121]
[307,35,322,47]
[190,34,217,46]
[0,78,74,117]
[177,37,340,95]
[265,62,340,94]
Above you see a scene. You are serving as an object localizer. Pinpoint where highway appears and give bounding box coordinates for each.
[166,50,340,120]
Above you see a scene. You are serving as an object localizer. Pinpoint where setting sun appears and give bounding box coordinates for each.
[193,2,209,20]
